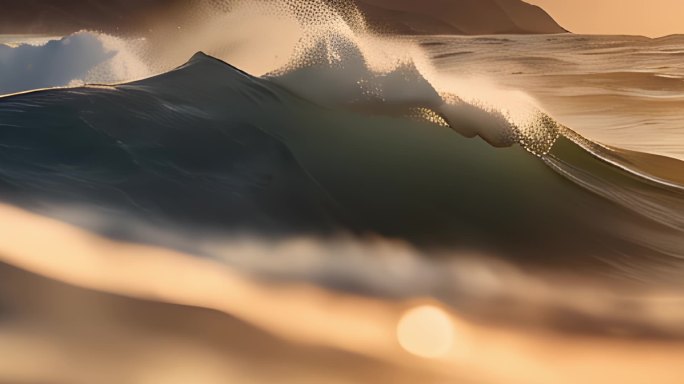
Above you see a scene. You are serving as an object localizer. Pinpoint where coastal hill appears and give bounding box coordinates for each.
[352,0,567,35]
[0,0,566,36]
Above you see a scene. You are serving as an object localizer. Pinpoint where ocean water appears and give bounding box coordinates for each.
[1,34,683,290]
[1,2,684,382]
[421,34,684,160]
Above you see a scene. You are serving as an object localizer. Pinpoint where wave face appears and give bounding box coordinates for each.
[1,49,684,287]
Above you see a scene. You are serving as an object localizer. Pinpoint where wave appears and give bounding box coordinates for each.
[0,32,150,95]
[0,0,683,286]
[0,33,113,95]
[1,3,684,359]
[1,49,684,288]
[2,3,684,383]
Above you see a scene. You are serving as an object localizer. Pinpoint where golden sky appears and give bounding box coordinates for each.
[525,0,684,37]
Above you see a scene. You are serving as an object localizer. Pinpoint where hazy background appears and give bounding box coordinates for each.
[526,0,684,37]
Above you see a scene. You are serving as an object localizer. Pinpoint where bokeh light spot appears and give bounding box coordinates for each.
[397,305,454,358]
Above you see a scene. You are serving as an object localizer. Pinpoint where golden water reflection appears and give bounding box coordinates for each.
[0,203,683,383]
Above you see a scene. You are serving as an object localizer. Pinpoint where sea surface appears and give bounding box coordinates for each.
[1,9,684,382]
[419,34,684,160]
